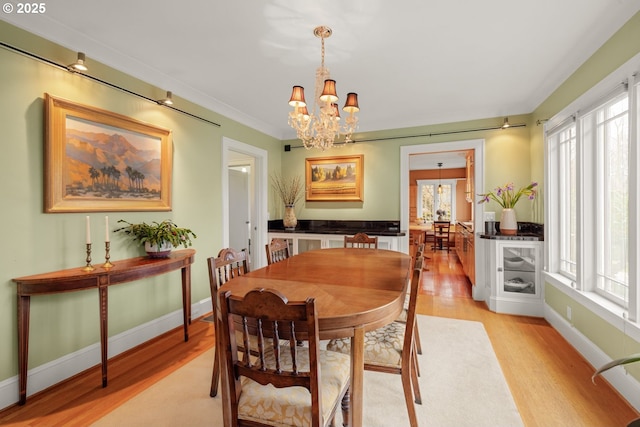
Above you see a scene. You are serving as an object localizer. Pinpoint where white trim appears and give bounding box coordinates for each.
[545,301,640,412]
[0,298,213,411]
[222,137,269,268]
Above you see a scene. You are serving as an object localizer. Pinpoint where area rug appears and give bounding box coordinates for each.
[92,315,523,427]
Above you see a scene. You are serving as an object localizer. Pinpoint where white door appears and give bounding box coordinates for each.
[222,137,268,269]
[229,168,251,258]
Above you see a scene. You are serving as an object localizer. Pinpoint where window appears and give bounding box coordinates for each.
[587,94,629,303]
[547,81,634,308]
[551,124,577,279]
[417,179,456,222]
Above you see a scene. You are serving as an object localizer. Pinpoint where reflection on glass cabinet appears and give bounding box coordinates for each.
[502,246,537,295]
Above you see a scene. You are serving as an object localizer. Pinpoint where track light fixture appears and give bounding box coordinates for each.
[157,91,174,106]
[501,117,510,129]
[67,52,88,72]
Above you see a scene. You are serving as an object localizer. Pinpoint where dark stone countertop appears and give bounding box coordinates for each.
[479,221,544,241]
[268,219,406,237]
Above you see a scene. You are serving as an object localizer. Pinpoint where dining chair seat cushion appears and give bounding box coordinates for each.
[326,321,405,368]
[238,346,351,426]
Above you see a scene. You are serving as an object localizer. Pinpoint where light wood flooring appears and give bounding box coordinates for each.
[0,249,638,426]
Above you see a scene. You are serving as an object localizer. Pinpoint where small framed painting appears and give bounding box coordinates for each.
[305,154,364,202]
[44,94,172,213]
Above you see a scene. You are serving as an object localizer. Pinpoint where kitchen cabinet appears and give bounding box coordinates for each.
[455,222,475,285]
[486,240,543,317]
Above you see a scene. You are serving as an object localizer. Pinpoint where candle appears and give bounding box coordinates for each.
[85,216,91,244]
[105,216,110,242]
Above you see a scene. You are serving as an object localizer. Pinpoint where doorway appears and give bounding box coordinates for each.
[222,137,268,268]
[400,139,486,301]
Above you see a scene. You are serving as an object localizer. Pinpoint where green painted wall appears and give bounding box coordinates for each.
[279,116,534,222]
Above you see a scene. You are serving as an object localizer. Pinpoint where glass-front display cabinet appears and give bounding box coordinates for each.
[487,240,543,317]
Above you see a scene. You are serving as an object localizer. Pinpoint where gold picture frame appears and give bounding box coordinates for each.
[44,94,172,213]
[305,155,364,202]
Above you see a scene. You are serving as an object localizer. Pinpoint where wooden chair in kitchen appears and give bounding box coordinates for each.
[326,257,424,427]
[344,232,379,249]
[265,238,291,265]
[207,247,251,398]
[218,287,351,426]
[433,221,452,251]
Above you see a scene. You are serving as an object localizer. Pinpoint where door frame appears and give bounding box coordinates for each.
[400,139,486,301]
[222,137,268,268]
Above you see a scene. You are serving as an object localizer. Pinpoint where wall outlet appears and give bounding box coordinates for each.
[484,211,496,221]
[567,306,572,321]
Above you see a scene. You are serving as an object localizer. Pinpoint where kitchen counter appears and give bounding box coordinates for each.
[479,221,544,241]
[268,219,406,236]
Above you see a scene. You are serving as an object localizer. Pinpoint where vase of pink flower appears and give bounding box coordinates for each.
[478,182,538,235]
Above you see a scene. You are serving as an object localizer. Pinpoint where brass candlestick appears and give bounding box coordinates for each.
[103,241,114,268]
[82,243,95,272]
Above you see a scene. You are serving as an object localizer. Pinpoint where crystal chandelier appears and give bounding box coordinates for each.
[288,26,360,150]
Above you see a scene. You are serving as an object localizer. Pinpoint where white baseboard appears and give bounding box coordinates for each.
[0,298,213,411]
[544,303,640,412]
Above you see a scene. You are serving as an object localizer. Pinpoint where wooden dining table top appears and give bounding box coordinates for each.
[219,247,413,339]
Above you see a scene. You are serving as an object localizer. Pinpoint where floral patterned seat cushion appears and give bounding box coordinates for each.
[326,321,405,369]
[237,347,350,427]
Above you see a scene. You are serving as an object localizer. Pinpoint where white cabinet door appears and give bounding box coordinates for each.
[487,239,543,317]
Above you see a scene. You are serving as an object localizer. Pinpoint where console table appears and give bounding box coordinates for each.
[12,249,196,405]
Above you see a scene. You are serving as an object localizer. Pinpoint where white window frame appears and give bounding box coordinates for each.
[545,55,640,321]
[416,179,457,222]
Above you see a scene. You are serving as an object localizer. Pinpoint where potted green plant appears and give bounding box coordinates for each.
[114,219,197,258]
[593,355,640,427]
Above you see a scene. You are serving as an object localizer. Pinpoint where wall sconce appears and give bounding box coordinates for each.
[67,52,88,72]
[501,117,510,129]
[157,91,174,106]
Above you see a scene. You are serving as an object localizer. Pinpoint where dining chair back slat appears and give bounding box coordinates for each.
[207,248,249,398]
[265,238,291,265]
[344,232,378,249]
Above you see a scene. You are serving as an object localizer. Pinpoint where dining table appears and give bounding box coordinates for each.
[216,247,412,427]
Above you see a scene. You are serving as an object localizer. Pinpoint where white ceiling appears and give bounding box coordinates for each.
[2,1,639,143]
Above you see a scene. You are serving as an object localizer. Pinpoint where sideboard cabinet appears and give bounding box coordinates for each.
[267,232,400,255]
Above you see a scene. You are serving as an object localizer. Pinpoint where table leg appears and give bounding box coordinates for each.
[17,295,30,405]
[181,265,191,342]
[350,326,365,427]
[218,313,232,426]
[99,286,108,387]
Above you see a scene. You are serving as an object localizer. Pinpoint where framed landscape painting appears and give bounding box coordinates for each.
[305,155,364,202]
[44,94,172,213]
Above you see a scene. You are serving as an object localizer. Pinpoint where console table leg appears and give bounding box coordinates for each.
[181,266,191,341]
[99,286,108,387]
[17,295,30,405]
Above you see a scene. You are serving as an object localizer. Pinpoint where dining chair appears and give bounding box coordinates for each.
[218,287,351,427]
[344,232,379,248]
[326,257,424,427]
[207,247,251,398]
[265,238,291,265]
[433,221,452,251]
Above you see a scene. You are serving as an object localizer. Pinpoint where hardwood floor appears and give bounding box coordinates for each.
[1,249,638,426]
